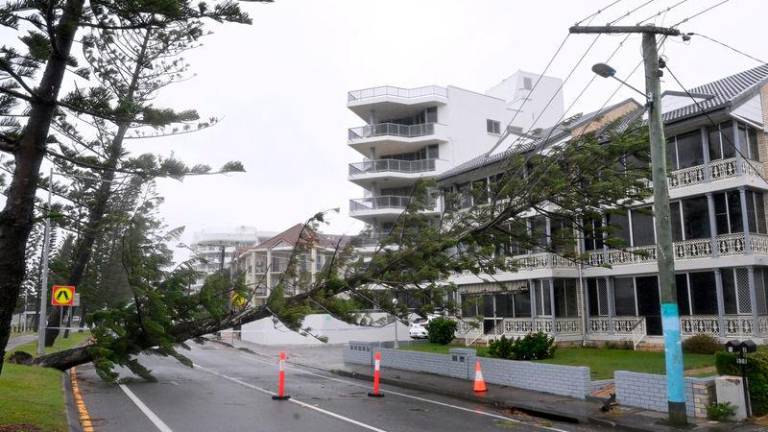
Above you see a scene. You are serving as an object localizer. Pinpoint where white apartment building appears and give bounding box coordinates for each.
[438,64,768,346]
[347,71,564,247]
[189,226,274,291]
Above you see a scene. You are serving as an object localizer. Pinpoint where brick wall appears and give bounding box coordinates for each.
[344,342,591,399]
[615,371,715,418]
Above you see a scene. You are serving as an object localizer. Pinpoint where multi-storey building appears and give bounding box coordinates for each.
[347,71,564,249]
[438,64,768,345]
[189,226,274,291]
[231,224,343,305]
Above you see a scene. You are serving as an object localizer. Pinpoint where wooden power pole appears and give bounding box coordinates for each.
[569,25,688,426]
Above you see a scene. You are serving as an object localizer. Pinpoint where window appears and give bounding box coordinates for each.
[714,191,743,234]
[512,290,531,317]
[534,280,552,316]
[708,122,735,160]
[746,190,767,234]
[486,119,501,134]
[689,272,717,315]
[587,278,608,317]
[531,216,547,252]
[426,144,439,159]
[631,207,655,246]
[550,217,573,254]
[583,216,604,251]
[682,196,710,240]
[613,277,636,316]
[523,77,533,90]
[670,201,683,242]
[722,269,738,314]
[674,131,704,169]
[472,178,489,205]
[607,210,631,247]
[554,279,579,318]
[736,123,760,161]
[461,294,481,317]
[675,274,691,315]
[426,106,438,123]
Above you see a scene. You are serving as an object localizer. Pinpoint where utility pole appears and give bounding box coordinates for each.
[570,25,687,426]
[37,167,53,356]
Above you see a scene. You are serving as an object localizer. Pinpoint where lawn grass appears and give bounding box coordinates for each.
[1,331,90,431]
[402,342,716,380]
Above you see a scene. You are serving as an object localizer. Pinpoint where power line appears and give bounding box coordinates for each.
[670,0,730,28]
[637,0,689,24]
[575,0,628,26]
[608,0,659,25]
[688,32,766,64]
[664,63,768,188]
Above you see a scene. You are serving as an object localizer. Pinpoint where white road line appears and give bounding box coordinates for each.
[118,384,174,432]
[193,363,389,432]
[237,353,572,432]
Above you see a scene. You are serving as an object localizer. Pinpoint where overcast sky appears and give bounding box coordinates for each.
[11,0,768,253]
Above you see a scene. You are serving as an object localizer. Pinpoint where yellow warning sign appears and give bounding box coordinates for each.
[232,292,248,309]
[51,285,76,306]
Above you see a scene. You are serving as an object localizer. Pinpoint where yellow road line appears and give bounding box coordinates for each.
[70,367,95,432]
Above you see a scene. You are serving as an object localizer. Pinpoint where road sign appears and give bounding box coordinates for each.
[73,293,81,307]
[51,285,76,306]
[232,292,248,309]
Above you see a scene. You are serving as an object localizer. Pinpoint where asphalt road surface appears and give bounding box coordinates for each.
[76,342,604,432]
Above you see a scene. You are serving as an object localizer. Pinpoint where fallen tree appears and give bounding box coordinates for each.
[17,121,652,377]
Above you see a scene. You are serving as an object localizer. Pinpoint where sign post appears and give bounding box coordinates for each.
[51,285,76,307]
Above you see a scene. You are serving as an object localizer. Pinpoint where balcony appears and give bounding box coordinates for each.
[348,158,438,186]
[667,157,764,195]
[349,195,437,220]
[348,85,447,103]
[347,122,447,155]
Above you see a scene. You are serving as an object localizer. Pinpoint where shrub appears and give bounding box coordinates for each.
[682,334,722,355]
[488,332,556,360]
[707,402,736,421]
[488,336,515,359]
[604,340,634,350]
[426,317,457,345]
[715,350,768,416]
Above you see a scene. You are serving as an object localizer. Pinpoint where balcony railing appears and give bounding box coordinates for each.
[668,157,764,189]
[348,122,436,141]
[508,252,578,270]
[349,158,437,176]
[349,195,437,214]
[680,315,768,338]
[348,85,447,102]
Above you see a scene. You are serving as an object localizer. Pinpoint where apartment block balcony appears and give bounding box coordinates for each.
[349,195,438,220]
[347,122,448,155]
[347,85,448,118]
[667,157,765,196]
[348,158,440,187]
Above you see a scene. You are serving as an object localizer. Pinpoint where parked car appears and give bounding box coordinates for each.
[409,318,429,339]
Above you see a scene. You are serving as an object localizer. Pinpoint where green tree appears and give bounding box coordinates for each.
[0,0,270,373]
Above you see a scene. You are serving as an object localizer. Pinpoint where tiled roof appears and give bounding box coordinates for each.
[662,63,768,123]
[249,224,342,251]
[438,98,642,181]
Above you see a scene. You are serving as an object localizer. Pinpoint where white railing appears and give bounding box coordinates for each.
[750,233,768,254]
[508,252,577,271]
[680,315,767,338]
[348,122,437,141]
[667,158,765,189]
[588,316,645,336]
[349,196,437,213]
[455,318,484,346]
[716,233,746,256]
[349,158,437,176]
[586,245,656,267]
[348,85,447,102]
[674,238,713,259]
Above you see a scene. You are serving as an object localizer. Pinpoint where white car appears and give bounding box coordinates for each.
[409,318,430,339]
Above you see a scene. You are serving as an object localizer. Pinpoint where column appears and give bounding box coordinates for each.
[701,127,711,182]
[714,268,726,339]
[545,216,552,250]
[740,187,753,254]
[606,277,616,335]
[310,248,318,285]
[748,267,760,337]
[529,279,537,332]
[583,277,591,338]
[707,193,720,257]
[734,119,743,176]
[549,278,557,335]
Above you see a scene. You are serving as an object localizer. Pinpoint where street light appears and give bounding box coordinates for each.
[392,298,399,349]
[592,62,648,99]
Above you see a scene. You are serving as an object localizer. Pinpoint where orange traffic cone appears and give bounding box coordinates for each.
[473,360,487,393]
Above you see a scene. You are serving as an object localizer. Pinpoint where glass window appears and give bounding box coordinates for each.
[682,196,710,240]
[513,291,531,317]
[425,107,438,123]
[461,294,479,317]
[482,294,495,317]
[747,190,757,233]
[554,279,579,318]
[722,269,738,315]
[494,294,510,317]
[714,193,729,235]
[531,216,547,252]
[666,137,678,171]
[675,131,704,169]
[583,216,604,251]
[728,191,743,233]
[675,274,690,315]
[756,192,767,234]
[537,280,552,316]
[631,207,655,246]
[551,217,573,254]
[721,122,735,158]
[708,125,723,160]
[748,127,759,161]
[614,277,636,316]
[587,278,600,317]
[523,77,533,90]
[426,144,439,159]
[670,201,683,242]
[689,272,717,315]
[607,210,631,247]
[738,124,748,156]
[486,119,501,134]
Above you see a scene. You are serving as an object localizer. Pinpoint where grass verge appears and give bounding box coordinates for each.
[0,331,90,432]
[402,342,716,380]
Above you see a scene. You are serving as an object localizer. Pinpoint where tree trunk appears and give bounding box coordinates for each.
[0,0,85,375]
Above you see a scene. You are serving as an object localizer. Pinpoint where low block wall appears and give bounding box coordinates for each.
[344,341,591,399]
[615,371,715,418]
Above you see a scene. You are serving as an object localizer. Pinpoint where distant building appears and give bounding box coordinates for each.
[231,224,344,305]
[346,71,564,250]
[189,226,274,291]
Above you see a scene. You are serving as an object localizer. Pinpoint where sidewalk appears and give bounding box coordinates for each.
[333,363,763,432]
[6,334,36,351]
[226,339,766,431]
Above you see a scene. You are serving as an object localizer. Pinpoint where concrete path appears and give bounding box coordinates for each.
[75,341,597,432]
[6,334,36,351]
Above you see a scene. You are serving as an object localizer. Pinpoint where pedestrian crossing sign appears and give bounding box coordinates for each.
[51,285,76,306]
